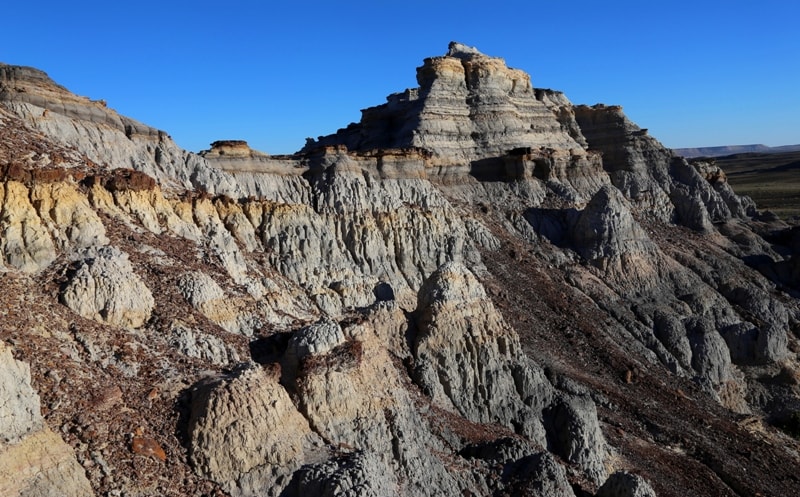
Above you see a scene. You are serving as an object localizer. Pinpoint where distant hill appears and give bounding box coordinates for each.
[675,144,800,158]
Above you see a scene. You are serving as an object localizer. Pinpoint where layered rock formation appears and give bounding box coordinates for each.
[1,42,800,497]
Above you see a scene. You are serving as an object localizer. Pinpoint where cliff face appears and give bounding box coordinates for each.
[1,43,799,497]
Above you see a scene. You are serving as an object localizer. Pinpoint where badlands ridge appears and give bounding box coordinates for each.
[0,42,799,496]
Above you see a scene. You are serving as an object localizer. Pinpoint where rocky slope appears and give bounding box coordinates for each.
[1,42,799,496]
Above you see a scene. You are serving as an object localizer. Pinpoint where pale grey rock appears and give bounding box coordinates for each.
[414,263,608,484]
[573,103,754,233]
[281,451,398,497]
[248,150,478,312]
[60,246,154,328]
[279,316,482,497]
[177,271,260,336]
[413,262,552,445]
[571,184,656,268]
[597,471,656,497]
[178,271,226,307]
[0,341,93,497]
[0,342,42,444]
[0,65,243,197]
[535,88,589,148]
[8,101,242,196]
[573,104,677,223]
[188,363,325,497]
[544,394,608,485]
[287,318,346,358]
[169,322,240,365]
[3,45,796,497]
[281,317,346,383]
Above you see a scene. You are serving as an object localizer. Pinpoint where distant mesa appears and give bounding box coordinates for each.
[675,143,800,158]
[200,140,269,159]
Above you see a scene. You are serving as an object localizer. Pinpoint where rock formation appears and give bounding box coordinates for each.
[0,342,93,496]
[60,246,154,328]
[1,42,800,496]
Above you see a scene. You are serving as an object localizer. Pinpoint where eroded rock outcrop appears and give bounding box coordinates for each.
[60,246,154,328]
[596,471,657,497]
[0,64,242,196]
[413,262,608,484]
[1,42,800,497]
[413,262,551,440]
[188,363,325,497]
[308,42,582,164]
[0,342,93,497]
[0,342,42,444]
[177,271,260,335]
[571,184,657,276]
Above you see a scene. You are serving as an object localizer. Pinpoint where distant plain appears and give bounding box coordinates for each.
[713,151,800,219]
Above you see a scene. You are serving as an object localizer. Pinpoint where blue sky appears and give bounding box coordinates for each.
[3,1,798,154]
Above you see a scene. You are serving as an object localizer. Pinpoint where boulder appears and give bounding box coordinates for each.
[188,363,323,497]
[60,246,154,328]
[597,471,656,497]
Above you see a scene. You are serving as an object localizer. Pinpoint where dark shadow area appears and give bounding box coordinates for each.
[172,386,194,455]
[522,207,580,247]
[373,282,395,302]
[469,156,511,182]
[249,331,293,365]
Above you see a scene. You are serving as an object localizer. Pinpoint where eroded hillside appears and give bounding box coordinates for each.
[1,42,799,497]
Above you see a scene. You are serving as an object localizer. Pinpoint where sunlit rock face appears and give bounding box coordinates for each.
[0,41,799,497]
[307,42,583,164]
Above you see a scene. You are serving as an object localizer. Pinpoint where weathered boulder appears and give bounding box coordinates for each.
[60,246,154,328]
[505,451,577,497]
[281,451,398,497]
[168,321,240,365]
[188,363,324,497]
[544,394,608,485]
[0,428,95,497]
[461,439,577,497]
[597,471,657,497]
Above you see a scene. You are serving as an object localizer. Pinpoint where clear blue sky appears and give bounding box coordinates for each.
[3,1,798,154]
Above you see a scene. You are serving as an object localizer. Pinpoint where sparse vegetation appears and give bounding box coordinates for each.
[715,151,800,219]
